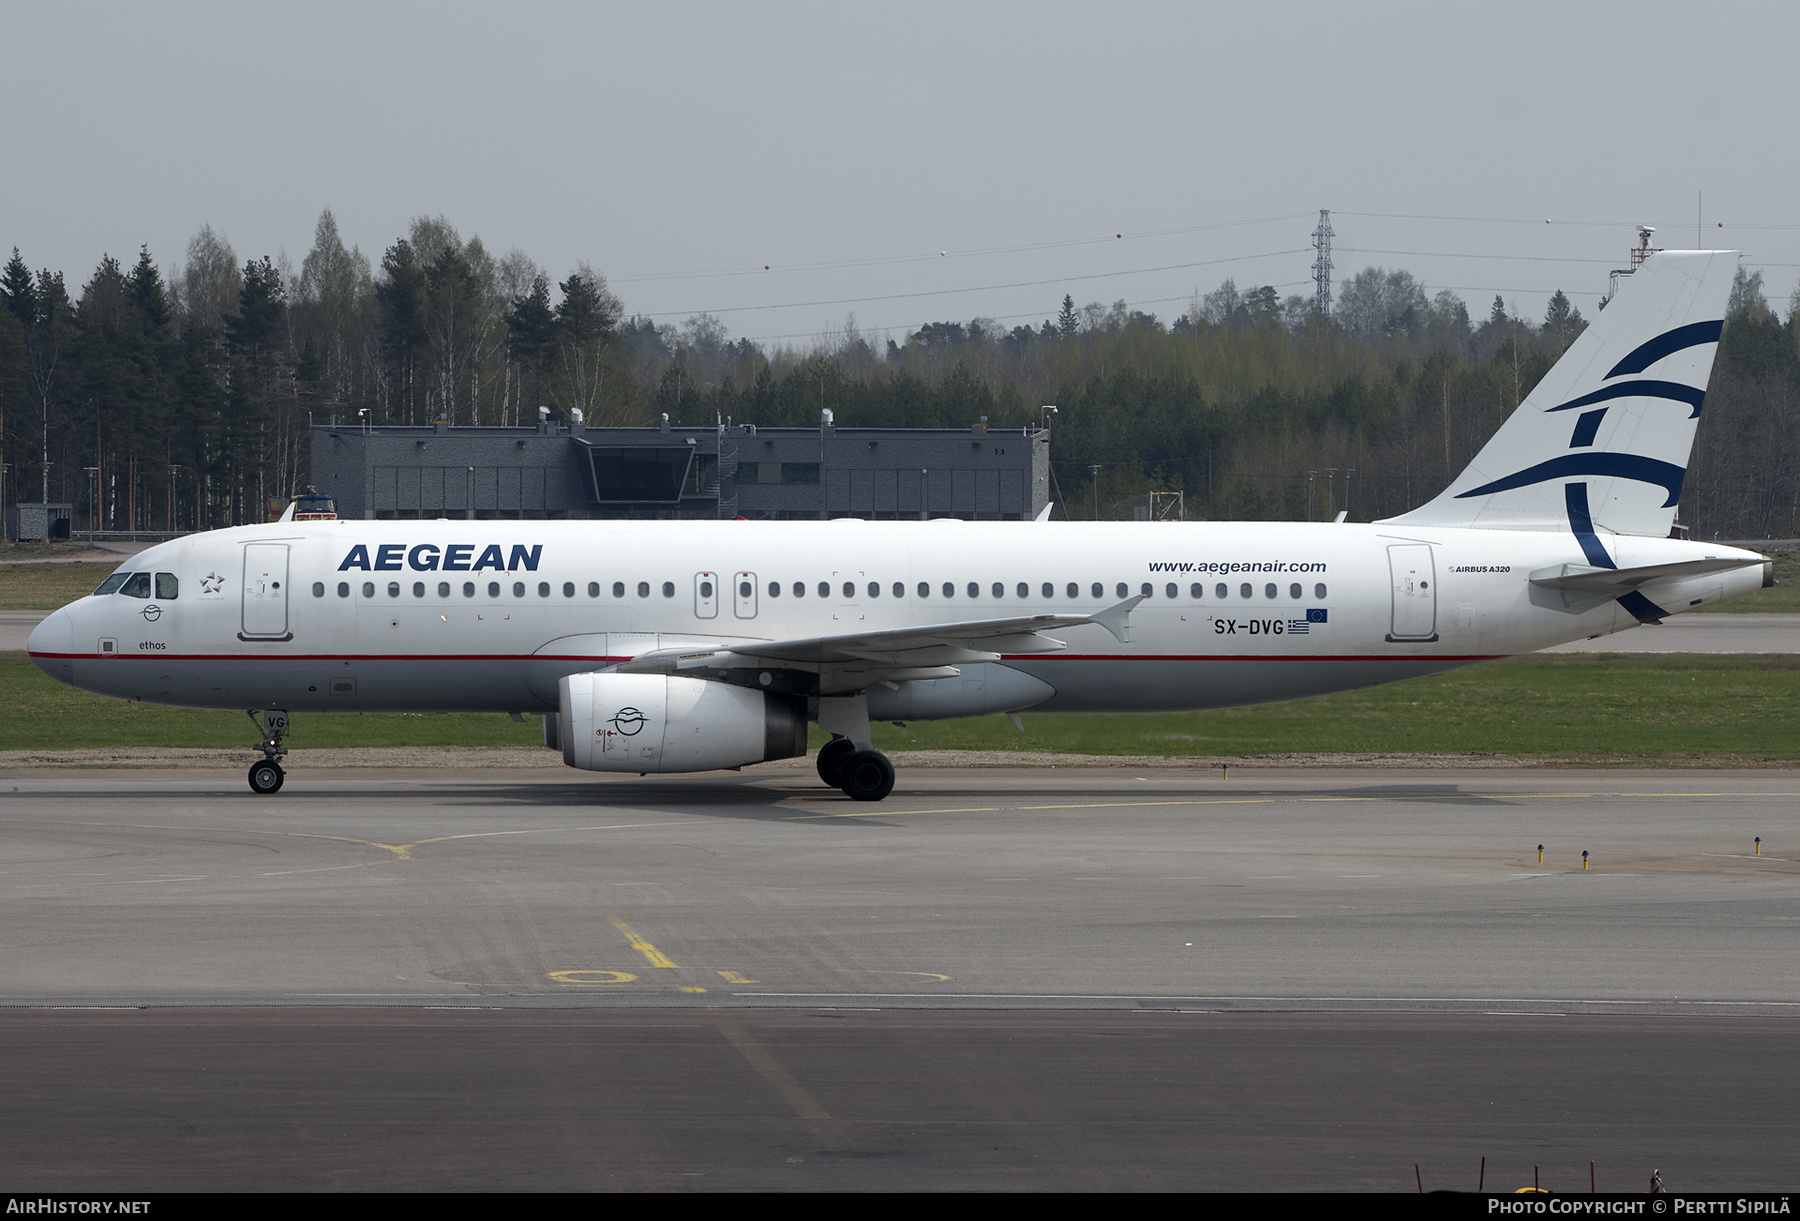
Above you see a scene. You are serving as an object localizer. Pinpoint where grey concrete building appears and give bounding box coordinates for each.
[310,413,1051,521]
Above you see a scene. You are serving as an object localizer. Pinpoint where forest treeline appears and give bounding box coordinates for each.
[2,210,1796,537]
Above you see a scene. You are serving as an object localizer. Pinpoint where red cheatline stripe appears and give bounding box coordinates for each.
[28,651,1507,664]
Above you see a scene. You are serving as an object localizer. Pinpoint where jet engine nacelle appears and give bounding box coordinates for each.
[558,672,807,773]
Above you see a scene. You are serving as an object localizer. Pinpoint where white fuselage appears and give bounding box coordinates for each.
[28,518,1767,721]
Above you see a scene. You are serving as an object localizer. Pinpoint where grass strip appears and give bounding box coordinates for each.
[3,651,1796,762]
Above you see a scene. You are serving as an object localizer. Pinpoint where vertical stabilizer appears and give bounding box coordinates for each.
[1382,251,1736,539]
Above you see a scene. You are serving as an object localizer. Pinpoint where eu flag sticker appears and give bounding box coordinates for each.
[1306,608,1328,623]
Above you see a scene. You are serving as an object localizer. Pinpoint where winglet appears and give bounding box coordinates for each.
[1089,594,1145,644]
[1034,502,1054,522]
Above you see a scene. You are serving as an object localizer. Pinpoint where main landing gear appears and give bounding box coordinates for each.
[816,735,895,802]
[246,708,289,795]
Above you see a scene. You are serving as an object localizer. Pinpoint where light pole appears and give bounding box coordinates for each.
[169,465,182,533]
[84,466,99,545]
[1088,464,1101,521]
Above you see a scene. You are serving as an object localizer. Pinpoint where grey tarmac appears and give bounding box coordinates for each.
[2,766,1797,1190]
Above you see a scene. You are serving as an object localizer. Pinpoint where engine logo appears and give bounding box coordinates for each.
[609,707,646,736]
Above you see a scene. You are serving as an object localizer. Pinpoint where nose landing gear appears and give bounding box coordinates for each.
[246,708,289,795]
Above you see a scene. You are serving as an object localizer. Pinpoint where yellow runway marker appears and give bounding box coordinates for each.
[718,971,759,984]
[679,986,708,993]
[609,917,678,968]
[717,1017,837,1140]
[548,969,638,985]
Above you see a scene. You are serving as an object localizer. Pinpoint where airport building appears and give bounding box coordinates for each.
[310,412,1051,521]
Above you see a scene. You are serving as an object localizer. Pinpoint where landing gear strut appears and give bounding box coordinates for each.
[246,708,289,795]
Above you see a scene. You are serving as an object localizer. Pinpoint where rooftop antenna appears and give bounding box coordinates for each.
[1311,209,1334,318]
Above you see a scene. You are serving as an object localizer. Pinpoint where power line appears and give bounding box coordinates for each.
[610,212,1314,284]
[1338,247,1618,265]
[660,248,1308,317]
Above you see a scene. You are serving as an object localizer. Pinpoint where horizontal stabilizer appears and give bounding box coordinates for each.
[1528,556,1764,595]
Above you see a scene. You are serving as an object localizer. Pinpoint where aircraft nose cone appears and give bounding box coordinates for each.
[28,608,75,687]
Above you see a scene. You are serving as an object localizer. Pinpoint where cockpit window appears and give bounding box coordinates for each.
[155,573,178,599]
[119,573,152,599]
[94,573,130,596]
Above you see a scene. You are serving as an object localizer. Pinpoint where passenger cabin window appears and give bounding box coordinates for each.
[1315,583,1328,599]
[842,582,855,598]
[918,582,931,598]
[515,582,528,598]
[312,582,325,597]
[1165,583,1177,599]
[438,582,451,597]
[491,582,502,597]
[661,581,675,598]
[893,582,904,598]
[768,581,781,597]
[588,582,600,597]
[387,582,400,597]
[464,582,476,597]
[793,582,806,597]
[338,582,350,598]
[1016,583,1029,599]
[1239,583,1252,598]
[155,573,178,599]
[1290,583,1302,599]
[637,581,650,598]
[563,582,575,598]
[1091,583,1103,599]
[1115,583,1127,599]
[1265,583,1277,598]
[967,582,978,598]
[363,582,376,598]
[1064,583,1077,599]
[612,582,625,598]
[1217,583,1228,599]
[1190,583,1203,599]
[413,582,426,597]
[818,582,830,598]
[1140,583,1152,597]
[991,582,1004,599]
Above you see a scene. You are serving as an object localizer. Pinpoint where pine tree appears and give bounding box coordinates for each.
[2,248,36,328]
[129,246,171,335]
[1057,294,1077,337]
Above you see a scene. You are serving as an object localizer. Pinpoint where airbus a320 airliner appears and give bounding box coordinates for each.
[28,251,1771,800]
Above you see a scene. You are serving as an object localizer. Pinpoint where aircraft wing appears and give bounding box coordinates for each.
[611,595,1145,689]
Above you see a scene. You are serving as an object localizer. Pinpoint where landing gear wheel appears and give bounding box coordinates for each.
[838,750,895,802]
[248,760,285,795]
[817,737,856,787]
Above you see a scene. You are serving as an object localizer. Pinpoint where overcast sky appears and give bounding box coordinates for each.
[8,1,1797,345]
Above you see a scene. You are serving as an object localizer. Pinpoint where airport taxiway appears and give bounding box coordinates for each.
[4,765,1797,1190]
